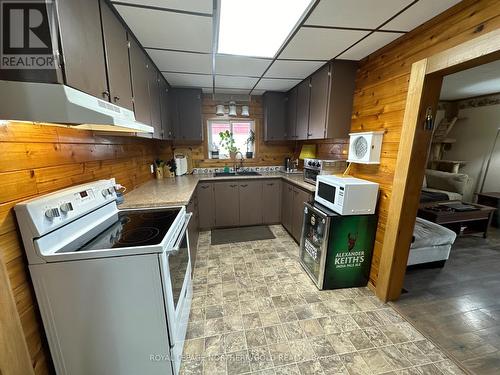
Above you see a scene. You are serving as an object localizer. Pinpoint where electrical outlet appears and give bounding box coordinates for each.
[150,164,154,174]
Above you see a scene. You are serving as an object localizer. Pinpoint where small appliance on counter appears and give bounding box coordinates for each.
[299,202,377,289]
[303,158,347,185]
[284,157,298,172]
[175,154,188,176]
[315,175,379,216]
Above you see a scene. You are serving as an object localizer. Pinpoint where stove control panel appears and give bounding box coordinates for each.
[15,179,117,238]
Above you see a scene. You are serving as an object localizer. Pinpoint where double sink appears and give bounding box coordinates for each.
[214,171,261,177]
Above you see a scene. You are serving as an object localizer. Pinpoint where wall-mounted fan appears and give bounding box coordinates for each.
[347,131,384,164]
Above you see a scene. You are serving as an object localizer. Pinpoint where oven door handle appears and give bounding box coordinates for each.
[167,213,192,255]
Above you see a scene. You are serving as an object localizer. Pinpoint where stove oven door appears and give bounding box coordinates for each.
[159,213,193,375]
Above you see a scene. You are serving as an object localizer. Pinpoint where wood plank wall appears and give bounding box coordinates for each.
[0,122,169,374]
[172,95,295,168]
[345,0,500,285]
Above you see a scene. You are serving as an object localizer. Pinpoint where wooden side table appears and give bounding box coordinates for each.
[477,192,500,228]
[418,201,496,238]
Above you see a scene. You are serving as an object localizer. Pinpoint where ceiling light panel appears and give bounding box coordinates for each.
[305,0,413,29]
[337,32,404,60]
[381,0,462,32]
[115,5,212,52]
[254,78,302,92]
[279,28,369,60]
[146,49,212,74]
[163,72,213,87]
[265,60,325,79]
[111,0,213,14]
[215,55,270,76]
[218,0,313,58]
[215,76,259,89]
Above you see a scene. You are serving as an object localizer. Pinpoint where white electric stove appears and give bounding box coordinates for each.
[15,179,192,375]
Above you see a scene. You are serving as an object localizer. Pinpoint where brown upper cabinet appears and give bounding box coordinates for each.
[295,79,311,140]
[285,60,357,141]
[159,78,175,140]
[128,37,152,125]
[148,67,162,139]
[99,0,133,111]
[263,92,287,141]
[56,0,108,99]
[308,64,330,139]
[172,88,203,142]
[286,87,298,140]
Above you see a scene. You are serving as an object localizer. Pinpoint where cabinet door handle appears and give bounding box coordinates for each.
[240,184,248,187]
[229,184,238,187]
[201,185,210,189]
[307,132,313,137]
[113,96,120,102]
[102,90,110,99]
[267,183,274,186]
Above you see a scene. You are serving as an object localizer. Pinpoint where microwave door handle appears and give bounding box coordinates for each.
[167,213,192,255]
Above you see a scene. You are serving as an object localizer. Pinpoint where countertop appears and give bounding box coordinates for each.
[120,172,315,209]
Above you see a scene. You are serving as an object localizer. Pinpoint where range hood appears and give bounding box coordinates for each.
[0,80,154,133]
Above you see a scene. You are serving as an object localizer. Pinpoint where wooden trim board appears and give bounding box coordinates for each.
[376,29,500,301]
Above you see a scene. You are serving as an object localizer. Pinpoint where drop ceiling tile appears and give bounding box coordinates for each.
[111,0,212,14]
[279,28,369,60]
[146,49,212,74]
[115,5,212,52]
[251,89,266,96]
[215,55,270,77]
[202,87,213,93]
[215,76,259,90]
[305,0,413,29]
[265,60,325,79]
[163,72,213,87]
[337,32,404,60]
[381,0,462,32]
[254,78,301,92]
[214,88,252,95]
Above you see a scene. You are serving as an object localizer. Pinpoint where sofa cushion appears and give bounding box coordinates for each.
[422,187,463,201]
[425,169,470,195]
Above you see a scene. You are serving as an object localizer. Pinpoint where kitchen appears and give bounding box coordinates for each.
[0,1,495,375]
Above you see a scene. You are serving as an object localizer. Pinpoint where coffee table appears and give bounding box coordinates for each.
[477,192,500,228]
[418,201,496,238]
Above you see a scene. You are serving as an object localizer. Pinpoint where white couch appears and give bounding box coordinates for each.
[422,169,473,202]
[407,217,457,266]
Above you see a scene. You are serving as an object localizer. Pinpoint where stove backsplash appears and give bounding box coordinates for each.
[192,166,284,174]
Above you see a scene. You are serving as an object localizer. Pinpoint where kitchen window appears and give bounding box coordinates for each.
[207,120,255,159]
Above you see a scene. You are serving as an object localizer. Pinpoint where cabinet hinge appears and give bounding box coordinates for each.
[327,71,331,76]
[309,83,312,88]
[127,41,131,48]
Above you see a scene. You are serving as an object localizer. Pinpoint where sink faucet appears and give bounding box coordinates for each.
[234,151,244,172]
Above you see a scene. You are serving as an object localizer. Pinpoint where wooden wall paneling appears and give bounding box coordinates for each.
[344,0,500,289]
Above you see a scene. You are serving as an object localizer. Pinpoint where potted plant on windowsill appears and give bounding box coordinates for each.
[245,129,255,159]
[219,130,238,159]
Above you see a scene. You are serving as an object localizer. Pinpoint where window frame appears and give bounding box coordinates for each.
[207,119,256,159]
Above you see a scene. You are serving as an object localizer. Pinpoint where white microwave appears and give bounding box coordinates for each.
[315,175,379,215]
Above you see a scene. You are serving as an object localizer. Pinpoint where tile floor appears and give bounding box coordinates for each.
[181,225,466,375]
[394,228,500,375]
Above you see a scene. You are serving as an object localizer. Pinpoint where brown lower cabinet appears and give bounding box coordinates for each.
[239,181,263,226]
[196,179,311,243]
[291,187,312,242]
[263,180,281,223]
[197,183,215,229]
[281,182,293,233]
[214,182,239,227]
[186,193,199,271]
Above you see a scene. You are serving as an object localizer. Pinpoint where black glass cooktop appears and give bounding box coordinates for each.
[58,208,181,253]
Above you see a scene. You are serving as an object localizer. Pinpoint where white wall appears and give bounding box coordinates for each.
[443,104,500,194]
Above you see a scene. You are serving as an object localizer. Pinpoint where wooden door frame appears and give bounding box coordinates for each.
[376,29,500,302]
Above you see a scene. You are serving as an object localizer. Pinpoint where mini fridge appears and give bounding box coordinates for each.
[299,202,377,290]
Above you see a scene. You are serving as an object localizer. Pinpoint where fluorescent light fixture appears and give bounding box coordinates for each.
[218,0,312,58]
